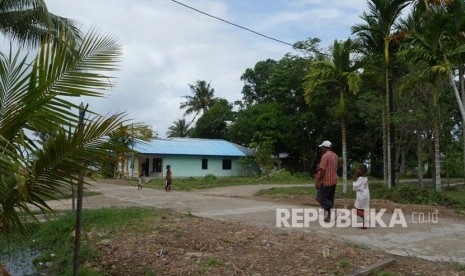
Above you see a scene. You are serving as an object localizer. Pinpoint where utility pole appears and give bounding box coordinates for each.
[73,102,87,276]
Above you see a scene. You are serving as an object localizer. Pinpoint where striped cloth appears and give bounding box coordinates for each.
[319,150,339,187]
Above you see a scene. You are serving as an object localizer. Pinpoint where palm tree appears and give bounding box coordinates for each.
[167,118,191,137]
[0,30,125,273]
[415,0,465,180]
[398,20,446,192]
[108,123,154,178]
[304,38,362,194]
[180,80,216,121]
[352,0,411,188]
[399,0,465,191]
[0,0,81,48]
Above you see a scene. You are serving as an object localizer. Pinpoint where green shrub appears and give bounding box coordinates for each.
[204,174,217,183]
[370,184,459,207]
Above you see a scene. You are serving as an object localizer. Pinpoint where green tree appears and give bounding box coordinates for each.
[229,102,298,162]
[190,99,233,139]
[413,0,465,181]
[166,118,191,137]
[352,0,411,188]
[0,0,81,48]
[0,28,125,263]
[304,38,362,193]
[237,59,278,108]
[398,2,462,191]
[180,80,217,121]
[107,122,154,178]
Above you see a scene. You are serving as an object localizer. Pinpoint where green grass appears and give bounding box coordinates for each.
[444,185,465,208]
[39,190,101,201]
[254,183,355,198]
[0,207,165,276]
[452,262,465,272]
[253,176,465,209]
[254,186,313,196]
[367,182,465,208]
[339,259,349,268]
[141,170,310,191]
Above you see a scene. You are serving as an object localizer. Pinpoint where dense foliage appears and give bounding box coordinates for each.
[172,1,465,192]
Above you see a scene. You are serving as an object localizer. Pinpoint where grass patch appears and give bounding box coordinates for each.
[207,258,221,266]
[142,170,309,191]
[0,207,165,275]
[443,185,465,208]
[339,259,349,268]
[39,189,101,201]
[254,177,465,209]
[452,262,465,272]
[345,242,368,249]
[254,183,355,198]
[254,186,313,196]
[369,183,464,208]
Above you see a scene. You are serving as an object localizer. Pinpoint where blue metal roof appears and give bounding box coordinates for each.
[134,138,253,157]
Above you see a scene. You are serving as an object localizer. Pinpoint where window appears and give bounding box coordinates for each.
[222,159,232,170]
[152,158,162,173]
[202,158,208,170]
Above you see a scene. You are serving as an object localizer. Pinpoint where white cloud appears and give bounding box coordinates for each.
[43,0,367,138]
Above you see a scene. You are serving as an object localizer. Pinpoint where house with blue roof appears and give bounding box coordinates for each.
[123,138,257,178]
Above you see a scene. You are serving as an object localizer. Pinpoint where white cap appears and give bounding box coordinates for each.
[319,140,332,148]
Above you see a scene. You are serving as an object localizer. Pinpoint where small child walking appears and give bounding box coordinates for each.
[352,164,370,229]
[137,174,143,190]
[165,165,172,192]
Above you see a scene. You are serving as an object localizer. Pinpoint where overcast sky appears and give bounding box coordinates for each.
[45,0,367,138]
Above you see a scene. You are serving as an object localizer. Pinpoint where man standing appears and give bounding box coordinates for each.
[315,140,339,222]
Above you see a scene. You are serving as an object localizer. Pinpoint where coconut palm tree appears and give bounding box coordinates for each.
[167,118,191,137]
[0,30,125,276]
[304,38,362,194]
[0,0,81,48]
[180,80,217,121]
[352,0,411,188]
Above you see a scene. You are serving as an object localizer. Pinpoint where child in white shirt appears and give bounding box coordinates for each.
[353,164,369,229]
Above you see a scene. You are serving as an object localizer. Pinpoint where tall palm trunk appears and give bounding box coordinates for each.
[340,89,348,194]
[383,108,388,186]
[433,89,441,191]
[385,63,392,188]
[341,119,348,194]
[417,132,424,188]
[460,66,465,182]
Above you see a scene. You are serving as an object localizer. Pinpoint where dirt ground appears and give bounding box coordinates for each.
[87,184,465,276]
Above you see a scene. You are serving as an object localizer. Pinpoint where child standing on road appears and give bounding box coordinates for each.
[137,174,143,190]
[353,164,369,229]
[165,165,172,192]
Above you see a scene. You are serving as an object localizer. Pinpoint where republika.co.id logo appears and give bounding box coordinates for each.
[276,208,439,228]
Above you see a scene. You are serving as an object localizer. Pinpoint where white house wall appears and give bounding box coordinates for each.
[163,156,241,177]
[124,155,255,178]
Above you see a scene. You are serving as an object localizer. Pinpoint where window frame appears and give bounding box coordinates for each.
[222,159,232,170]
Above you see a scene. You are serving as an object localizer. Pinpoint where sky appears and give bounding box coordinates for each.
[44,0,367,138]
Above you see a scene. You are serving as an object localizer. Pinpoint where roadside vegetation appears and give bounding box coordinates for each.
[114,169,465,209]
[255,178,465,210]
[0,207,161,275]
[128,170,310,191]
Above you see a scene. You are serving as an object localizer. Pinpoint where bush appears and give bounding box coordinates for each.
[204,174,217,183]
[370,184,459,207]
[259,169,293,182]
[100,160,115,178]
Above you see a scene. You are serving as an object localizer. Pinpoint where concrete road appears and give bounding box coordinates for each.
[45,181,465,264]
